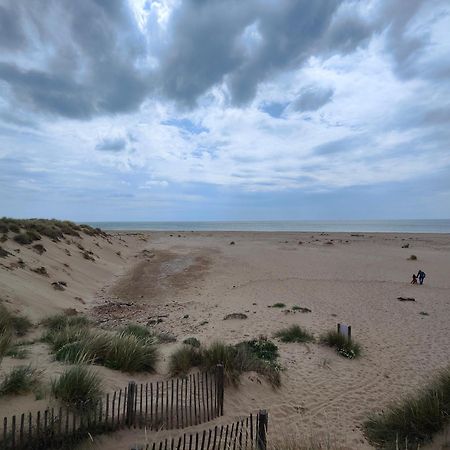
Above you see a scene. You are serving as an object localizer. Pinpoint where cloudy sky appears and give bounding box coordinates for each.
[1,0,449,221]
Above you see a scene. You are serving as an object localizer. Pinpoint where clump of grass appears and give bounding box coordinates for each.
[11,315,33,336]
[236,337,279,361]
[122,323,154,340]
[45,319,159,373]
[0,366,41,396]
[168,345,203,377]
[0,304,13,362]
[270,303,286,308]
[363,366,450,449]
[183,337,201,348]
[320,330,361,359]
[274,325,315,343]
[156,332,177,343]
[6,345,29,359]
[13,231,41,245]
[169,340,282,387]
[51,365,102,409]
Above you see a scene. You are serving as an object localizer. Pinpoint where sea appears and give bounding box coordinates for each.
[85,220,450,234]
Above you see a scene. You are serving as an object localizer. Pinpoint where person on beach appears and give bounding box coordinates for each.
[417,270,426,285]
[411,274,418,284]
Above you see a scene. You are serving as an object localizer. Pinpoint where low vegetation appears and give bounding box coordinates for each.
[43,315,159,372]
[0,366,41,397]
[0,217,106,244]
[408,254,417,260]
[183,337,201,348]
[10,315,33,336]
[168,338,282,387]
[320,330,361,359]
[363,366,450,449]
[274,325,314,343]
[270,303,286,308]
[51,365,102,409]
[0,305,12,363]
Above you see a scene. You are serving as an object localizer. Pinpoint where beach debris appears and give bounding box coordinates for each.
[31,266,48,276]
[52,281,67,291]
[182,314,189,319]
[402,243,410,248]
[199,320,209,326]
[298,241,303,245]
[269,303,286,308]
[397,296,415,302]
[74,296,86,304]
[419,311,429,316]
[408,254,417,260]
[325,241,334,245]
[229,241,235,245]
[224,313,248,320]
[292,306,312,313]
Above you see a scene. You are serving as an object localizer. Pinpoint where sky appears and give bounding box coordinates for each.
[0,0,450,221]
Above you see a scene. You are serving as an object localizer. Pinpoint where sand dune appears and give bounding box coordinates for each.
[1,230,450,448]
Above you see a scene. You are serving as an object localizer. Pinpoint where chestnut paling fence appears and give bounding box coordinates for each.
[138,410,269,450]
[0,365,224,450]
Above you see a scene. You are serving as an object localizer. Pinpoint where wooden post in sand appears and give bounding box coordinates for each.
[256,410,268,450]
[126,381,136,428]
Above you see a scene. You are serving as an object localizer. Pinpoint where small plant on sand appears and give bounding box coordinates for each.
[274,325,315,343]
[168,345,203,377]
[270,303,286,308]
[6,345,29,359]
[408,254,417,260]
[236,337,279,362]
[183,337,201,348]
[11,315,33,336]
[13,231,41,245]
[363,366,450,449]
[0,366,42,397]
[320,330,361,359]
[122,323,154,340]
[42,314,90,333]
[51,364,102,409]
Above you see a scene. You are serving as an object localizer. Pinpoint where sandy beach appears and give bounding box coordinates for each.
[1,230,450,449]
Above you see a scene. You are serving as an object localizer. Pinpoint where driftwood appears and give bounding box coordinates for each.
[397,297,415,302]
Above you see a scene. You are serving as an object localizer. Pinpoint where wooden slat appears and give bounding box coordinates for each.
[155,382,159,430]
[170,379,174,429]
[150,382,154,430]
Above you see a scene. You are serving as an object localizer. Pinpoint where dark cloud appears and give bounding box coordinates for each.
[292,86,334,112]
[95,137,127,152]
[0,0,448,119]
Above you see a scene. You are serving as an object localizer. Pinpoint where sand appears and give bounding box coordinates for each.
[1,230,450,449]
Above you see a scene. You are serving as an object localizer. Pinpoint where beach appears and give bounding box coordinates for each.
[1,230,450,448]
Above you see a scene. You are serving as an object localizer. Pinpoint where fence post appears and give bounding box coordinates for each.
[256,410,268,450]
[216,364,224,416]
[126,381,136,428]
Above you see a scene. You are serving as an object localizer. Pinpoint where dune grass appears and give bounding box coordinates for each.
[363,366,450,449]
[6,345,29,359]
[10,315,33,336]
[270,303,286,308]
[320,330,361,359]
[274,325,315,343]
[168,339,282,387]
[43,316,159,372]
[183,337,201,348]
[51,365,102,409]
[0,305,13,363]
[0,366,42,397]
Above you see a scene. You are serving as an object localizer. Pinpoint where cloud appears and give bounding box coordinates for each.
[95,137,127,152]
[292,86,334,112]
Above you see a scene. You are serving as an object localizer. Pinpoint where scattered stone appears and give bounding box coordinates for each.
[325,241,334,245]
[182,314,189,319]
[292,306,312,313]
[401,243,410,248]
[298,241,303,245]
[397,297,415,302]
[52,281,66,291]
[199,320,209,326]
[31,266,48,277]
[229,241,235,245]
[419,311,429,316]
[224,313,248,320]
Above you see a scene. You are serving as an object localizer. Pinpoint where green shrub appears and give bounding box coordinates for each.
[13,232,40,245]
[0,366,41,396]
[0,223,8,234]
[51,365,102,409]
[183,337,201,348]
[320,330,361,359]
[9,224,20,233]
[236,337,279,361]
[274,325,315,343]
[363,367,450,449]
[42,314,90,332]
[270,303,286,308]
[0,234,7,243]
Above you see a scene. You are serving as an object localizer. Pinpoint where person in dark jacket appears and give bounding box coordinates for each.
[417,270,426,285]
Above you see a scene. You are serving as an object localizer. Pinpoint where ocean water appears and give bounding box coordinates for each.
[85,220,450,233]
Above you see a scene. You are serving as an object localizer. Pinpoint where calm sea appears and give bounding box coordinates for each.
[85,220,450,233]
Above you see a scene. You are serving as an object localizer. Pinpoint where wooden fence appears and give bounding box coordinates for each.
[138,410,269,450]
[0,365,224,450]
